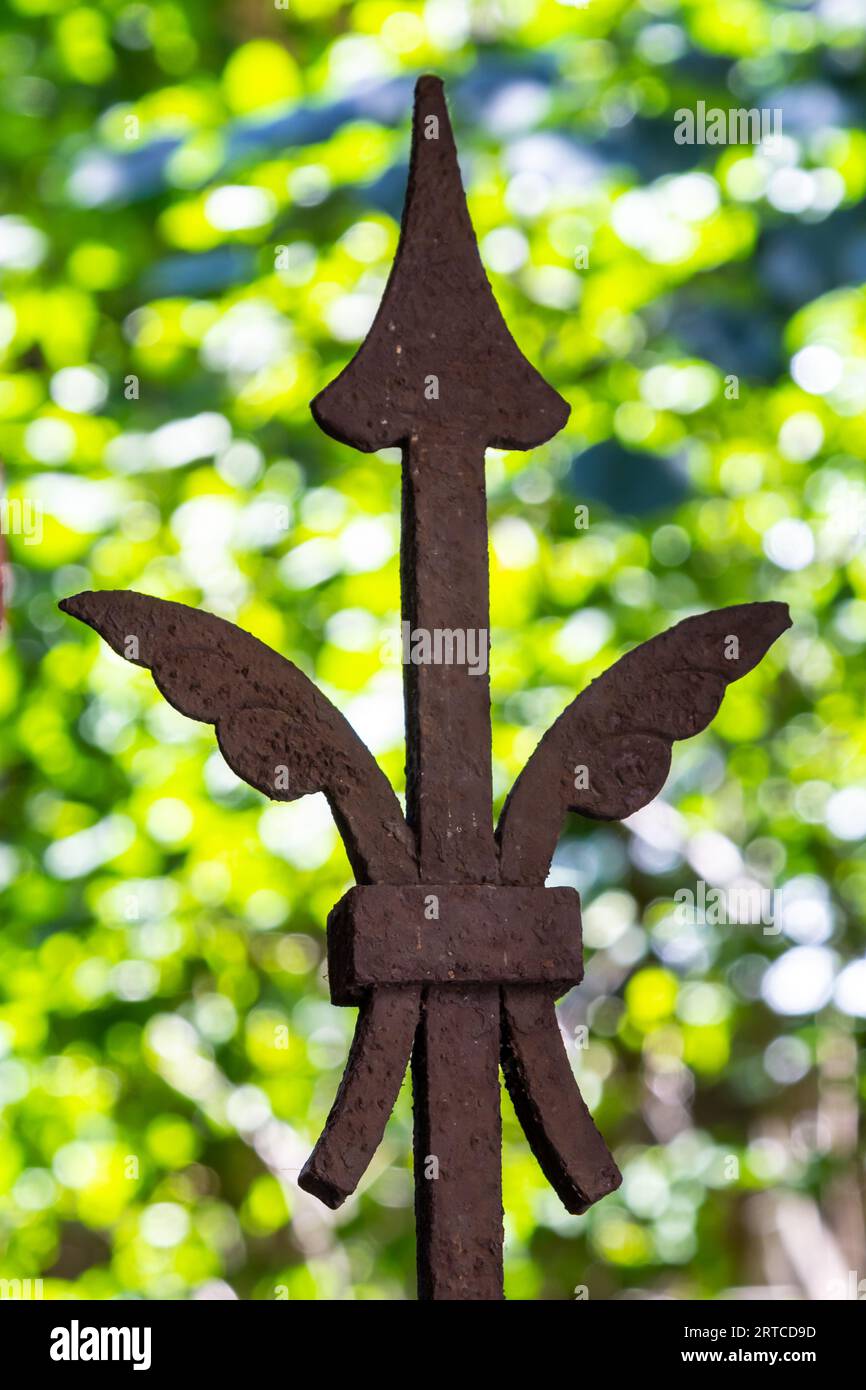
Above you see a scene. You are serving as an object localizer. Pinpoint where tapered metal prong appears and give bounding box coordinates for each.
[299,987,420,1208]
[501,986,621,1213]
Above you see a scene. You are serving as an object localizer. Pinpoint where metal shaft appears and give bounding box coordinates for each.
[402,429,504,1299]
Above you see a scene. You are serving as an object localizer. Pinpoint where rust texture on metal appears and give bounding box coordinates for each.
[326,884,583,1003]
[59,75,791,1300]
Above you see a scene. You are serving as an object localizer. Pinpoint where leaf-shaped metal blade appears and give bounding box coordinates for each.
[60,590,417,885]
[497,601,791,884]
[311,76,568,454]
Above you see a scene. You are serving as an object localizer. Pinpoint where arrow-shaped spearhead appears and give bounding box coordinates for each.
[314,76,569,882]
[312,74,569,456]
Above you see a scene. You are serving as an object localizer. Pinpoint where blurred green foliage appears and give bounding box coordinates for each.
[0,0,865,1300]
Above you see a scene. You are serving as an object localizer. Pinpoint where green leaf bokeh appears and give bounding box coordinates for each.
[0,0,865,1300]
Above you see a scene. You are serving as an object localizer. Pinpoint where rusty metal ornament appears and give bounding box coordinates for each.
[60,76,791,1301]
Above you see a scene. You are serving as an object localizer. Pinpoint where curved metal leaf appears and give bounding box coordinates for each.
[497,602,791,884]
[60,590,417,885]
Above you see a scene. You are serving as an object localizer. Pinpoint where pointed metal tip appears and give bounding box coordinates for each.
[762,599,792,635]
[59,589,148,665]
[311,74,569,455]
[407,72,460,192]
[59,590,118,646]
[415,73,444,95]
[412,74,446,122]
[734,600,792,647]
[751,599,793,654]
[58,592,91,620]
[715,599,792,685]
[670,600,791,681]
